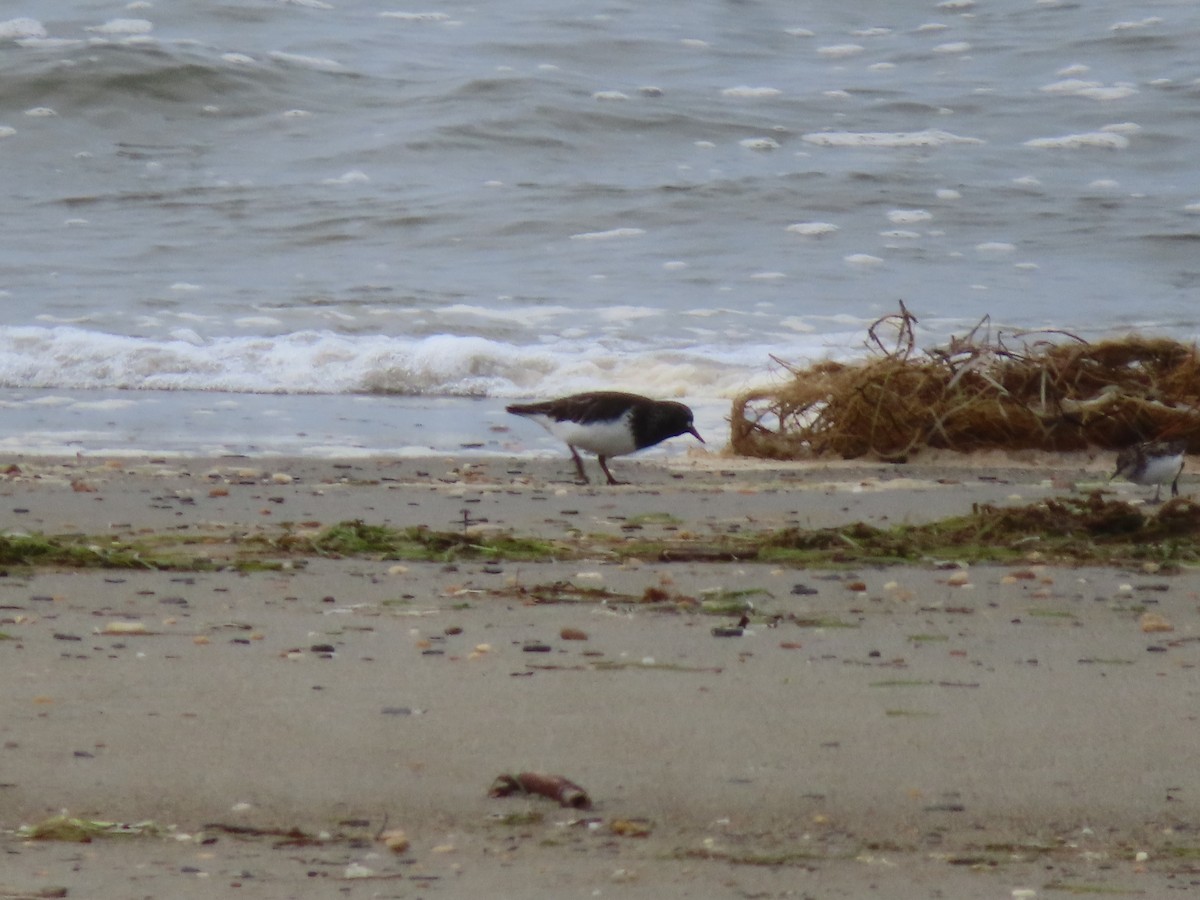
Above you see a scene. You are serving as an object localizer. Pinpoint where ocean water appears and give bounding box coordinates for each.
[2,1,1199,456]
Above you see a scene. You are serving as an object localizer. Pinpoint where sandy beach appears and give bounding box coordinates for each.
[2,451,1199,899]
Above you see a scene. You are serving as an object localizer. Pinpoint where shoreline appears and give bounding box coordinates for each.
[2,453,1197,898]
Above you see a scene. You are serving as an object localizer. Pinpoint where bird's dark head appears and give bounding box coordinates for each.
[1111,446,1137,481]
[657,401,704,444]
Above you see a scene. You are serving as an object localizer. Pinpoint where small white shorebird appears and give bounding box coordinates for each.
[506,391,704,485]
[1111,439,1187,502]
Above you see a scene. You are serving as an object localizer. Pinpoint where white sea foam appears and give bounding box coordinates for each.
[1024,132,1130,149]
[0,17,46,38]
[844,254,884,266]
[1110,17,1162,32]
[0,326,792,404]
[1042,79,1138,101]
[740,137,780,151]
[595,305,659,322]
[568,227,645,240]
[86,18,153,34]
[887,209,932,224]
[322,170,370,185]
[380,12,453,22]
[16,37,86,48]
[780,317,815,333]
[269,52,344,72]
[817,44,865,58]
[802,129,983,147]
[786,222,839,237]
[1040,78,1102,94]
[975,242,1016,255]
[1083,85,1138,102]
[722,86,783,98]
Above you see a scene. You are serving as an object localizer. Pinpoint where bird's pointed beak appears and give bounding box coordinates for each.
[688,425,705,444]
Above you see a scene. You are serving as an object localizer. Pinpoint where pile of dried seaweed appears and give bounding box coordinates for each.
[731,303,1200,461]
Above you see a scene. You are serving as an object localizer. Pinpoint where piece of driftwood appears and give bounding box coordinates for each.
[489,772,591,808]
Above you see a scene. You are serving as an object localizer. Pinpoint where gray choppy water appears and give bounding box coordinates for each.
[1,2,1199,453]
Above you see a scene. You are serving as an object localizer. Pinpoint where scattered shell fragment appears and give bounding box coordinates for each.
[610,818,653,837]
[1140,612,1174,633]
[102,621,148,635]
[378,828,410,854]
[946,571,971,587]
[271,472,294,484]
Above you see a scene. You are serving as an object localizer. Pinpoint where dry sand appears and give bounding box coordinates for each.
[2,451,1199,899]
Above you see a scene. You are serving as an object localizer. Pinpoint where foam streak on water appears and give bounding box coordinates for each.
[2,2,1199,454]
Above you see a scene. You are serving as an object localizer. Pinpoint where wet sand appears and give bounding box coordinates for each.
[2,452,1199,899]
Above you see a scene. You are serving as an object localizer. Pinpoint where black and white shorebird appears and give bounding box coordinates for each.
[506,391,704,485]
[1111,438,1187,502]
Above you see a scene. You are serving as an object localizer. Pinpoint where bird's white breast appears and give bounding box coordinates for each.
[530,411,638,457]
[1134,452,1183,485]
